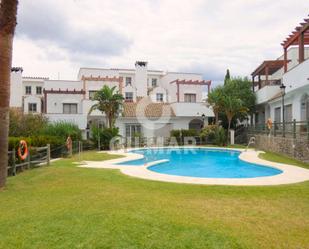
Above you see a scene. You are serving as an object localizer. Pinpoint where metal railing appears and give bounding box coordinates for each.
[248,120,309,139]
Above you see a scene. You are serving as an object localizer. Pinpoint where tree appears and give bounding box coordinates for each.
[224,69,231,85]
[0,0,18,188]
[89,85,124,128]
[207,86,224,125]
[220,94,247,137]
[224,77,256,121]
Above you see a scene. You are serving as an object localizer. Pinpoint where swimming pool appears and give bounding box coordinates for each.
[117,148,283,178]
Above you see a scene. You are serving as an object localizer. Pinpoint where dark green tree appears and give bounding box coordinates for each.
[224,69,231,85]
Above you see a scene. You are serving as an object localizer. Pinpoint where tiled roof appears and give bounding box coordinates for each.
[123,100,176,118]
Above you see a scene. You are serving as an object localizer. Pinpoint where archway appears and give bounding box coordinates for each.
[189,119,204,132]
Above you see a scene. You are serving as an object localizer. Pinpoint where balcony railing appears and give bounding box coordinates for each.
[257,79,281,89]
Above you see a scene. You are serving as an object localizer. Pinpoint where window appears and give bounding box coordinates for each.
[25,86,31,95]
[125,124,142,137]
[89,91,98,100]
[125,77,132,86]
[184,93,196,103]
[28,103,37,112]
[125,92,133,101]
[156,93,163,102]
[63,103,78,114]
[284,104,293,122]
[36,86,42,95]
[151,78,157,87]
[274,107,281,123]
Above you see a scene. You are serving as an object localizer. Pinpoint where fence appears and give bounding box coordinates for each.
[7,140,94,177]
[7,145,50,176]
[248,120,309,140]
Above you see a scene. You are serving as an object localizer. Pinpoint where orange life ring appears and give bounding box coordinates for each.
[18,140,28,161]
[266,118,273,130]
[66,136,72,151]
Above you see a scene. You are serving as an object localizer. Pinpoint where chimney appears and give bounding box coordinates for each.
[135,61,148,97]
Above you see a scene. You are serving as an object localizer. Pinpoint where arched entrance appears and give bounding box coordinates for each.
[189,119,204,132]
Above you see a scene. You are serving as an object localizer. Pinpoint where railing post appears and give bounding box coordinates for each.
[27,151,31,169]
[293,119,296,139]
[47,144,50,166]
[12,148,16,176]
[78,141,82,161]
[274,121,276,137]
[307,121,309,141]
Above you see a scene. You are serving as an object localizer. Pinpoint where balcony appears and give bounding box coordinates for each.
[255,84,281,105]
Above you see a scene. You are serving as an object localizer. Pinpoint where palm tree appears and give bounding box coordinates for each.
[221,95,248,139]
[89,85,124,128]
[207,86,224,125]
[0,0,18,188]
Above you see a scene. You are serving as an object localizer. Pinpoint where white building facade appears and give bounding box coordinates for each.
[10,62,213,139]
[252,18,309,127]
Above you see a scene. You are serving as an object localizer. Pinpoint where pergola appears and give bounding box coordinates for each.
[251,15,309,92]
[251,60,286,91]
[170,79,211,102]
[281,16,309,72]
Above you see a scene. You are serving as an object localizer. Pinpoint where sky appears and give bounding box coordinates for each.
[12,0,309,86]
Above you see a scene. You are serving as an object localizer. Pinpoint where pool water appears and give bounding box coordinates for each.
[117,148,282,178]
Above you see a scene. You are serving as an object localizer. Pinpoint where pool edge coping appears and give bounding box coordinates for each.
[79,146,309,186]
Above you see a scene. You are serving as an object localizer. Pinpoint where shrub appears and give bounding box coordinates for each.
[200,125,217,143]
[91,126,120,150]
[170,129,198,144]
[40,121,82,141]
[8,136,64,151]
[199,126,227,146]
[214,127,227,146]
[9,109,48,137]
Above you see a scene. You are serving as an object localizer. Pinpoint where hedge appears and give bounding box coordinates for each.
[9,136,64,151]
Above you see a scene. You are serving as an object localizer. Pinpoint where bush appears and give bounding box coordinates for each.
[170,129,198,145]
[40,121,82,141]
[214,127,227,146]
[8,136,64,151]
[199,125,227,146]
[9,109,48,137]
[91,127,120,150]
[200,125,217,143]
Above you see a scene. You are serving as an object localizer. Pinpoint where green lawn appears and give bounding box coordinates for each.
[0,151,309,249]
[259,151,309,169]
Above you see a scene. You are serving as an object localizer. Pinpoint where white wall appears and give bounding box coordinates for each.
[256,85,281,104]
[161,72,204,102]
[283,58,309,94]
[10,71,23,107]
[24,96,42,114]
[44,80,83,90]
[78,68,120,80]
[46,93,83,114]
[171,102,213,117]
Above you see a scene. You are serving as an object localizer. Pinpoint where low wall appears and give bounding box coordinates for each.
[254,134,309,163]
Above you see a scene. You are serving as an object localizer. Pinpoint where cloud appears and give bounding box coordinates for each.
[12,0,309,80]
[16,0,132,60]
